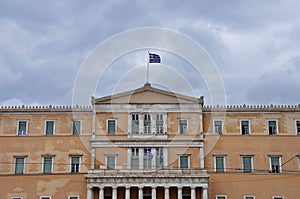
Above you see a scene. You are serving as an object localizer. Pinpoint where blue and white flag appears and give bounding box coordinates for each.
[149,53,161,63]
[147,150,153,158]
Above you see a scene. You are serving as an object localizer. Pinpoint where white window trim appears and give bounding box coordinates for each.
[69,156,81,173]
[178,119,188,134]
[14,157,26,174]
[68,196,80,199]
[42,156,54,174]
[105,154,117,169]
[269,156,282,173]
[240,119,251,135]
[295,119,300,135]
[213,119,224,135]
[178,154,190,169]
[272,197,284,199]
[214,155,226,172]
[40,197,51,199]
[106,119,117,134]
[72,119,82,135]
[17,120,28,136]
[267,119,279,135]
[244,196,255,199]
[11,197,23,199]
[44,120,56,135]
[242,156,254,173]
[216,195,227,199]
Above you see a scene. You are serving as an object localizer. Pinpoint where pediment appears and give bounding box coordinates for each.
[93,83,203,104]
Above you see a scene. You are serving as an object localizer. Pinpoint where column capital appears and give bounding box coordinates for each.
[138,185,144,189]
[177,185,183,189]
[202,184,208,189]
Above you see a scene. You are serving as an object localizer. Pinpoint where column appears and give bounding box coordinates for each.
[200,147,204,169]
[139,114,143,133]
[178,186,183,199]
[91,148,95,170]
[151,148,156,169]
[128,148,131,169]
[87,187,93,199]
[152,186,156,199]
[191,187,196,199]
[138,186,143,199]
[164,186,170,199]
[125,186,130,199]
[202,187,208,199]
[112,186,117,199]
[163,148,168,168]
[99,186,104,199]
[139,148,144,169]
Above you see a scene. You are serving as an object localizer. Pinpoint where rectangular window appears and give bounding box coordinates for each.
[11,197,22,199]
[272,197,284,199]
[270,156,281,173]
[179,155,189,169]
[70,157,80,173]
[106,156,116,170]
[242,156,253,173]
[156,148,164,168]
[144,148,153,169]
[214,120,223,135]
[215,156,225,173]
[131,148,139,169]
[40,197,51,199]
[156,114,164,134]
[268,120,278,135]
[72,120,81,135]
[144,114,151,134]
[15,157,25,174]
[132,114,139,134]
[296,120,300,135]
[244,196,255,199]
[179,119,188,134]
[43,157,53,174]
[216,196,227,199]
[45,120,55,135]
[107,119,116,134]
[241,120,250,135]
[68,197,79,199]
[17,121,27,136]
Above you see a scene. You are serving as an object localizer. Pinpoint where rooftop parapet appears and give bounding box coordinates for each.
[0,105,92,112]
[203,104,300,112]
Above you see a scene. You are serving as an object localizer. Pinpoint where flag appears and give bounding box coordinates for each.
[147,149,153,158]
[149,53,161,63]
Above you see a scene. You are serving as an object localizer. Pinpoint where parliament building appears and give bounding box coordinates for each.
[0,83,300,199]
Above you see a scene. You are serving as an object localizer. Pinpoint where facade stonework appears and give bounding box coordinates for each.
[0,83,299,199]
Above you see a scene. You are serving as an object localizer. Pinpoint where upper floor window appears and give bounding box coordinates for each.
[156,148,164,168]
[216,195,227,199]
[40,197,51,199]
[106,155,116,170]
[179,155,190,169]
[68,197,79,199]
[107,119,116,135]
[269,156,281,173]
[296,120,300,135]
[214,120,223,135]
[244,196,255,199]
[72,120,81,135]
[45,120,55,135]
[43,156,53,174]
[15,157,25,174]
[131,148,139,169]
[132,114,139,134]
[156,114,164,134]
[144,114,151,134]
[144,148,153,169]
[272,197,284,199]
[17,120,27,136]
[11,197,23,199]
[242,156,253,173]
[215,156,225,173]
[70,156,80,173]
[240,120,250,135]
[268,120,278,135]
[179,119,188,134]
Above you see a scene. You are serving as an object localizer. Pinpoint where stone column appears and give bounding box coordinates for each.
[164,186,170,199]
[87,187,93,199]
[151,186,156,199]
[138,186,143,199]
[200,147,204,169]
[99,186,104,199]
[191,187,196,199]
[178,186,183,199]
[202,187,208,199]
[151,148,156,169]
[125,186,130,199]
[139,114,143,133]
[139,148,144,169]
[112,186,117,199]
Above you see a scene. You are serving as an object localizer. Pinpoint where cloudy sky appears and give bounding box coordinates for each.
[1,0,300,106]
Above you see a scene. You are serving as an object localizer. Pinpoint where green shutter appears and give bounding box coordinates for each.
[107,156,115,169]
[243,157,252,173]
[15,158,24,174]
[107,120,115,134]
[216,157,224,172]
[46,121,54,135]
[180,156,188,168]
[43,157,52,173]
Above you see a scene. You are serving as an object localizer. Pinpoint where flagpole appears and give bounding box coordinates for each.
[147,51,150,83]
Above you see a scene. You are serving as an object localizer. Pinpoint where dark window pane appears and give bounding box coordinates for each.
[107,120,115,134]
[46,121,54,135]
[15,158,24,174]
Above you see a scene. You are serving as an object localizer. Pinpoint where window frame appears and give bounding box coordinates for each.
[267,119,278,135]
[42,156,54,174]
[11,197,23,199]
[156,113,164,134]
[70,156,81,173]
[44,120,55,135]
[131,114,139,134]
[214,155,226,173]
[143,148,153,169]
[269,156,282,173]
[131,148,139,169]
[216,195,227,199]
[244,196,255,199]
[17,120,28,136]
[14,156,26,174]
[72,119,82,135]
[40,197,51,199]
[107,119,117,135]
[272,197,284,199]
[295,120,300,135]
[68,196,80,199]
[178,119,188,134]
[213,119,224,135]
[179,155,190,169]
[242,156,254,173]
[240,119,251,135]
[106,155,117,170]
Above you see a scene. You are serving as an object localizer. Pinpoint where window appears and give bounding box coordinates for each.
[72,120,81,135]
[240,120,250,135]
[244,196,255,199]
[132,114,139,134]
[272,197,284,199]
[215,156,225,173]
[43,157,53,174]
[131,148,139,169]
[216,195,227,199]
[70,157,80,173]
[107,119,116,134]
[296,120,300,135]
[156,114,164,134]
[268,120,278,135]
[214,120,223,135]
[15,157,25,174]
[11,197,22,199]
[156,148,164,168]
[106,155,116,170]
[17,120,27,136]
[45,120,55,135]
[242,156,253,173]
[269,156,281,173]
[179,155,189,169]
[179,119,188,134]
[68,196,79,199]
[144,148,153,169]
[40,197,51,199]
[144,114,151,134]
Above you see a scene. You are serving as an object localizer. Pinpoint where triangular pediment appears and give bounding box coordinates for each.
[93,83,203,104]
